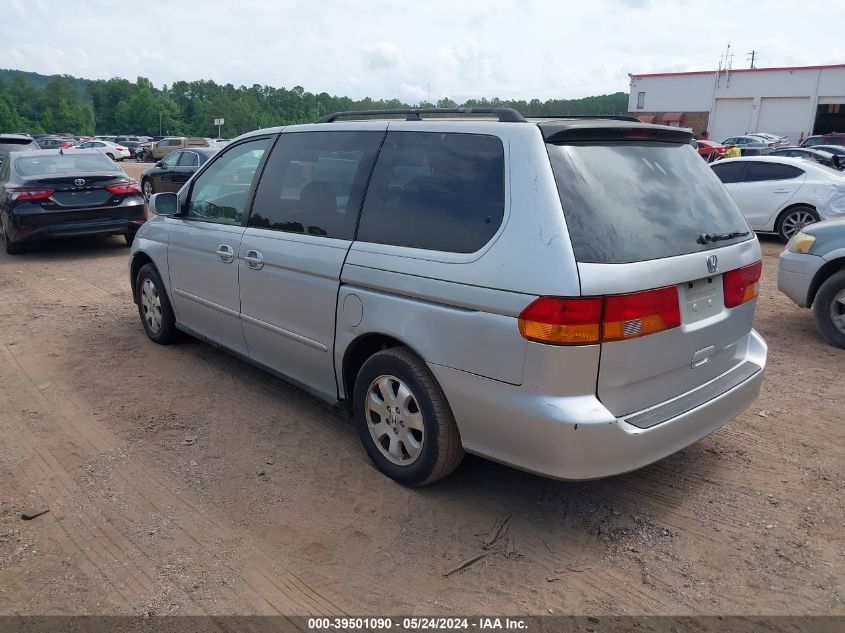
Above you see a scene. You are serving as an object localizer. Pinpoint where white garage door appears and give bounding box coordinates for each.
[757,97,811,144]
[711,98,754,143]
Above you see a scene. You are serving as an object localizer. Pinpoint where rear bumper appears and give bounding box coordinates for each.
[430,329,767,480]
[777,250,824,308]
[9,203,146,242]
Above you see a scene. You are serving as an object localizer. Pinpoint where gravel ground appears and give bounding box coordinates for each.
[0,196,841,616]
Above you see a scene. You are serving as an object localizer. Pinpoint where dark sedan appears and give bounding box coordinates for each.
[140,147,217,199]
[772,147,841,170]
[0,149,146,254]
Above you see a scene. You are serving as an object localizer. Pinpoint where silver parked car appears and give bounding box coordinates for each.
[129,108,767,486]
[778,218,845,348]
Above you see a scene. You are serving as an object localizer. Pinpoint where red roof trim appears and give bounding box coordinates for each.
[629,63,845,79]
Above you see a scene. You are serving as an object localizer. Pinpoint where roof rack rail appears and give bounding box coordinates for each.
[316,107,527,123]
[533,115,643,122]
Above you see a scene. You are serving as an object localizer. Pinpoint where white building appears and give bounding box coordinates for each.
[628,63,845,144]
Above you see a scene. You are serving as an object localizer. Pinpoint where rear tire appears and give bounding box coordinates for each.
[0,218,24,255]
[353,347,463,486]
[813,270,845,349]
[135,263,179,344]
[124,232,135,247]
[777,206,819,242]
[142,179,154,200]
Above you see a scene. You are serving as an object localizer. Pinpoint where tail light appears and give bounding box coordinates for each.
[518,297,602,345]
[518,286,681,346]
[106,180,142,194]
[603,286,681,341]
[723,261,762,308]
[115,146,126,151]
[7,187,54,202]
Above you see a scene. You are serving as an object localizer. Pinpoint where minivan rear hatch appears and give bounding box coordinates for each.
[543,122,762,417]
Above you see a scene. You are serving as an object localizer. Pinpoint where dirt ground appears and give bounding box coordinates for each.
[0,166,842,616]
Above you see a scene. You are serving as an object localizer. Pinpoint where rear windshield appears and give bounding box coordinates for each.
[547,142,752,264]
[0,138,36,157]
[14,154,117,176]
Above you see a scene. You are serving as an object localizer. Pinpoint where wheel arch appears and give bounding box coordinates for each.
[341,332,426,410]
[129,251,154,304]
[775,202,818,230]
[808,257,845,307]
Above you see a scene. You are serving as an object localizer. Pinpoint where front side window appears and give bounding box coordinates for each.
[249,131,383,240]
[711,161,747,183]
[185,137,269,225]
[160,152,180,168]
[357,132,505,253]
[178,151,199,167]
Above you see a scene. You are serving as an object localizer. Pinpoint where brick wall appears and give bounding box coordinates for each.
[629,111,711,138]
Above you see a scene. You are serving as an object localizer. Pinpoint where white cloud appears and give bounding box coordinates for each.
[0,0,841,102]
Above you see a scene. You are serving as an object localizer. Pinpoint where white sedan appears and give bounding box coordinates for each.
[73,140,131,161]
[710,156,845,241]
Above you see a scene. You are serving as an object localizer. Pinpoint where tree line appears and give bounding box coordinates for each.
[0,69,628,137]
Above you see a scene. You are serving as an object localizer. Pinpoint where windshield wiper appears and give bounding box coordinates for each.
[697,231,750,245]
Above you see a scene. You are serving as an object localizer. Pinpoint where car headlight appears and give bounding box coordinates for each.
[787,231,816,254]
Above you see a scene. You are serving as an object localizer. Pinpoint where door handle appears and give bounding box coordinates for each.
[773,189,791,193]
[244,250,264,270]
[215,244,234,263]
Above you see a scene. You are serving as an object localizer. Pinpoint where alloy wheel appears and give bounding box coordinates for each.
[365,374,425,466]
[781,210,817,239]
[140,278,163,334]
[143,181,153,200]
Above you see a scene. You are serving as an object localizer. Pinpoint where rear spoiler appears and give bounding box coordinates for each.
[540,122,693,144]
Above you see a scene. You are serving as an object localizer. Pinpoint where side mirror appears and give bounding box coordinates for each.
[149,192,179,217]
[155,161,163,168]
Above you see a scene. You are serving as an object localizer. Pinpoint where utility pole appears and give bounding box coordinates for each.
[747,50,756,69]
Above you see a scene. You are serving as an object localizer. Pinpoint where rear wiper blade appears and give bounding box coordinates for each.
[697,231,750,245]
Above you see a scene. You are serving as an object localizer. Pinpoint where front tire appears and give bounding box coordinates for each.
[777,206,819,242]
[813,270,845,349]
[353,347,463,486]
[135,263,179,344]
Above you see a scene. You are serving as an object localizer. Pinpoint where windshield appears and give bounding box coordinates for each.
[547,142,752,264]
[15,153,118,176]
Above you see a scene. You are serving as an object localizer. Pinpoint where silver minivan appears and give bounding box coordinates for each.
[130,108,767,486]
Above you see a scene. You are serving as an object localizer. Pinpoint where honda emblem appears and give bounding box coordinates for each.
[74,178,86,187]
[706,254,718,274]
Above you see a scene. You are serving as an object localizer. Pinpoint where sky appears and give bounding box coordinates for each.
[2,0,843,103]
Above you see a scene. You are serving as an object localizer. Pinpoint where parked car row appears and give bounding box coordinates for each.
[135,137,215,162]
[6,110,845,489]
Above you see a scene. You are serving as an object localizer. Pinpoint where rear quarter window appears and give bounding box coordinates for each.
[548,142,751,264]
[357,131,505,253]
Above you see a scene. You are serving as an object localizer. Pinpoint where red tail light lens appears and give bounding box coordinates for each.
[518,297,602,345]
[603,286,681,341]
[7,188,54,202]
[626,128,658,138]
[519,286,682,345]
[106,181,142,194]
[723,261,762,308]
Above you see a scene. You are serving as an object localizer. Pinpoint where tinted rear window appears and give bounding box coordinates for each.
[0,139,37,157]
[14,154,118,176]
[548,143,751,264]
[357,131,505,253]
[745,162,804,182]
